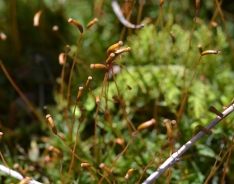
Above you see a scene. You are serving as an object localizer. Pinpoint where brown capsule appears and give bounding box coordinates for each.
[201,50,220,56]
[96,96,101,105]
[106,53,116,64]
[57,132,65,140]
[126,85,132,90]
[197,125,212,135]
[65,45,71,53]
[198,44,203,54]
[76,87,84,102]
[114,47,131,57]
[160,0,165,6]
[113,138,125,146]
[0,32,7,41]
[90,63,108,70]
[222,106,228,110]
[171,120,177,126]
[107,41,123,55]
[18,177,32,184]
[52,25,59,31]
[86,76,92,88]
[13,163,26,178]
[211,21,218,27]
[221,135,227,146]
[86,18,98,28]
[112,95,119,103]
[170,31,176,44]
[44,155,51,164]
[49,146,63,159]
[125,168,135,179]
[59,53,65,65]
[163,119,172,138]
[13,163,20,170]
[33,10,42,26]
[46,114,57,135]
[0,132,2,140]
[196,0,200,9]
[68,18,83,33]
[81,163,93,167]
[79,108,86,123]
[137,119,156,131]
[99,163,112,175]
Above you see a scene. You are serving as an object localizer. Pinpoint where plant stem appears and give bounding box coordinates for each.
[143,103,234,184]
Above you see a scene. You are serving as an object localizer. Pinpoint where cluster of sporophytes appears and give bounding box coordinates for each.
[1,0,234,183]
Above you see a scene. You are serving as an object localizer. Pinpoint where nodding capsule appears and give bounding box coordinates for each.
[76,87,84,102]
[49,146,63,158]
[113,138,125,146]
[107,41,123,55]
[86,18,98,28]
[125,168,135,179]
[52,25,59,31]
[211,21,218,27]
[198,44,203,54]
[81,163,92,167]
[90,63,108,70]
[86,76,92,88]
[46,114,57,135]
[201,50,220,56]
[160,0,165,6]
[106,53,116,64]
[197,125,212,135]
[137,119,156,131]
[0,32,7,40]
[171,120,177,126]
[99,163,112,175]
[59,53,65,65]
[18,177,32,184]
[0,132,2,140]
[196,0,200,9]
[126,85,132,90]
[170,31,176,44]
[96,96,101,105]
[68,18,83,33]
[33,10,42,26]
[163,119,172,138]
[13,163,26,178]
[114,47,131,56]
[65,45,71,53]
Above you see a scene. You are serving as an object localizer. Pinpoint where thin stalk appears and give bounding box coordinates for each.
[137,0,144,25]
[94,103,100,165]
[221,136,234,183]
[0,61,46,125]
[177,55,202,123]
[208,0,223,30]
[215,0,234,56]
[178,8,199,123]
[66,34,82,130]
[204,147,224,184]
